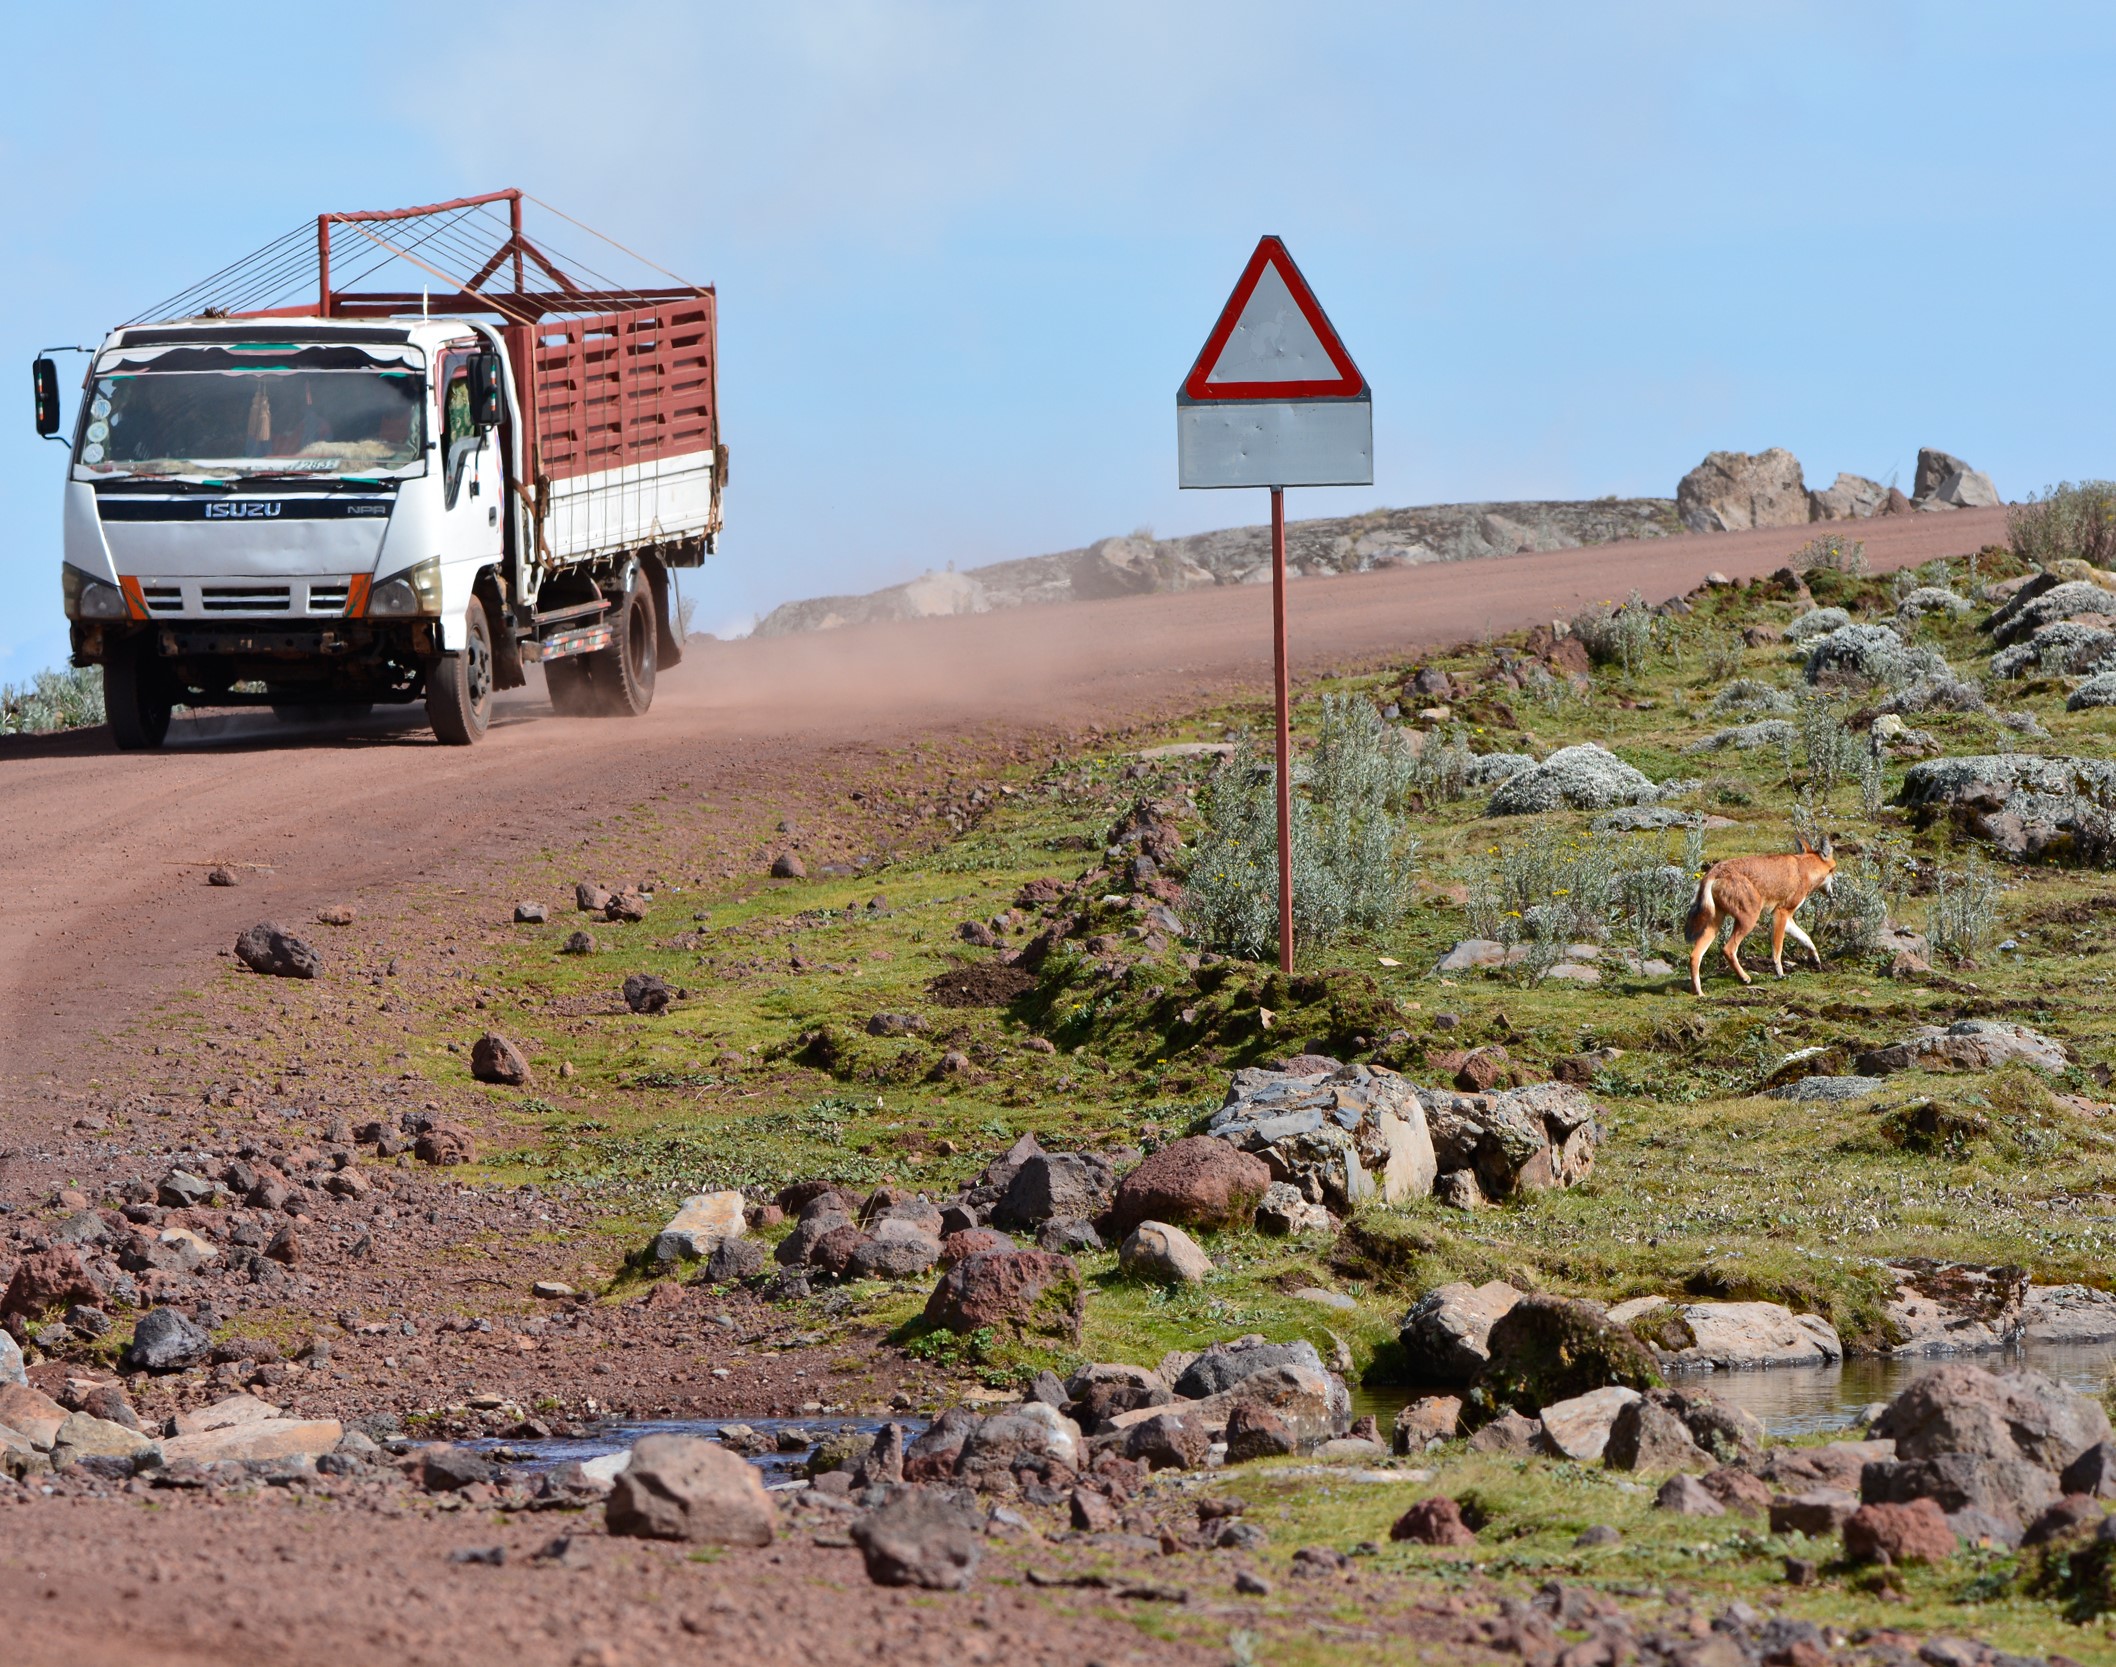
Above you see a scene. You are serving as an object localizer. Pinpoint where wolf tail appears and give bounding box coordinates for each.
[1685,872,1716,937]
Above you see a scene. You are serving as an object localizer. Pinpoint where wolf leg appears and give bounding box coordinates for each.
[1784,914,1823,970]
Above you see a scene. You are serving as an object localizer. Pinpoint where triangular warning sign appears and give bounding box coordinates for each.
[1182,236,1363,401]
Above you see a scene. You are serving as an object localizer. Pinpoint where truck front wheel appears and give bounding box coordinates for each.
[105,644,174,751]
[589,581,657,717]
[426,602,494,745]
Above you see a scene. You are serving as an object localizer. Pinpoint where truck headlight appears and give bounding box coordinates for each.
[366,557,442,618]
[63,566,130,620]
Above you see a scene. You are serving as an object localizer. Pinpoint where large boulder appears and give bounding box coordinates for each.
[1398,1281,1524,1385]
[1535,1386,1641,1462]
[121,1306,212,1373]
[163,1417,344,1465]
[1649,1301,1844,1370]
[1109,1362,1349,1448]
[1486,744,1667,815]
[1676,448,1808,533]
[1859,1450,2057,1532]
[1469,1295,1661,1422]
[1175,1337,1327,1400]
[1854,1020,2068,1077]
[954,1401,1084,1482]
[470,1032,532,1086]
[1105,1137,1270,1234]
[850,1487,984,1589]
[1991,621,2116,679]
[988,1152,1117,1230]
[1,1245,101,1319]
[1809,472,1887,521]
[1118,1221,1212,1285]
[235,922,321,979]
[1899,754,2116,862]
[1206,1063,1436,1209]
[653,1192,747,1263]
[923,1250,1083,1342]
[1987,578,2116,647]
[0,1331,23,1389]
[1873,1363,2110,1473]
[774,1211,850,1271]
[1420,1082,1599,1199]
[605,1434,777,1545]
[1911,448,2000,510]
[1069,535,1214,601]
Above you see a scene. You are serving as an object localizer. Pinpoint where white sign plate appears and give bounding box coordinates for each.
[1177,236,1370,490]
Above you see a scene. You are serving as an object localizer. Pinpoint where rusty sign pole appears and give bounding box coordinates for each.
[1269,486,1294,972]
[1178,236,1371,975]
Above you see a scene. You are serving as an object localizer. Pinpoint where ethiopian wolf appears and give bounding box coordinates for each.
[1685,835,1837,996]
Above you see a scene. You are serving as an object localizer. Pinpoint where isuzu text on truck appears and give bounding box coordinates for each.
[31,190,723,747]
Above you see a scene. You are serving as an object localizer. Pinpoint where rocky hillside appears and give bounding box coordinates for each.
[754,444,2004,638]
[752,497,1681,637]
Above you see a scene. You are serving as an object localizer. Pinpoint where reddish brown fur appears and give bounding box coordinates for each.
[1686,840,1837,995]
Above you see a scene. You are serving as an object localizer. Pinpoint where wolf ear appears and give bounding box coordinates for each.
[1819,833,1834,859]
[1794,833,1812,854]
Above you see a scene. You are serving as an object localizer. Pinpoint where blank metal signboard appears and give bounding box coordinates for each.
[1177,236,1371,974]
[1176,235,1371,490]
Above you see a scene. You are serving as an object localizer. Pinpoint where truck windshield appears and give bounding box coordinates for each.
[76,343,426,479]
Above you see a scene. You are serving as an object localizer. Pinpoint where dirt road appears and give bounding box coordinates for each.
[0,508,2003,1096]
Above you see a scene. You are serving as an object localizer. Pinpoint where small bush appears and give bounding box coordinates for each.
[1711,678,1795,716]
[1929,856,2002,964]
[0,665,104,735]
[1185,702,1421,960]
[1571,590,1654,676]
[1797,696,1862,795]
[1465,823,1622,946]
[1790,533,1870,577]
[2009,480,2116,571]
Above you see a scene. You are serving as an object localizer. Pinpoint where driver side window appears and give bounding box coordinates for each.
[441,353,475,450]
[438,348,482,508]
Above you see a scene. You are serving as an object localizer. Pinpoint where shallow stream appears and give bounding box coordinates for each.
[474,1341,2116,1479]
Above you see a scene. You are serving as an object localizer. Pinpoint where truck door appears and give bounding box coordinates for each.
[435,345,504,581]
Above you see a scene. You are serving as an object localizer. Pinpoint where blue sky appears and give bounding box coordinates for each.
[2,2,2108,681]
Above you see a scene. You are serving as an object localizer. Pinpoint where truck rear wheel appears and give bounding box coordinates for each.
[106,644,174,751]
[589,582,657,717]
[544,656,598,716]
[426,602,494,745]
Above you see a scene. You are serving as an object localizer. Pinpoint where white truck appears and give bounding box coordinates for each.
[33,189,723,747]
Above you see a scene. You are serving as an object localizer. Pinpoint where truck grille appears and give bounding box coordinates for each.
[201,585,293,614]
[115,577,362,617]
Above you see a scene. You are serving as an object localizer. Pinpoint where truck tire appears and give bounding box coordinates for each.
[105,644,174,751]
[589,581,657,717]
[426,601,494,744]
[544,656,598,716]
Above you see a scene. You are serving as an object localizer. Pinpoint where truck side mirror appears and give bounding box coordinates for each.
[32,357,61,438]
[468,352,505,431]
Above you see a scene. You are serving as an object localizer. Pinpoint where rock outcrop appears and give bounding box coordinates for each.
[1676,449,1809,534]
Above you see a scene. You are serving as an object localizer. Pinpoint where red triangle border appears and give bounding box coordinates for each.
[1182,235,1364,402]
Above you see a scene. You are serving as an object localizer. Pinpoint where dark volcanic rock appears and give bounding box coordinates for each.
[235,922,320,979]
[121,1306,211,1372]
[1103,1136,1271,1235]
[850,1487,982,1590]
[923,1250,1083,1342]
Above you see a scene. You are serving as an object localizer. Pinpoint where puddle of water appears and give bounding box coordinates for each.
[1354,1339,2116,1439]
[469,1415,925,1485]
[471,1342,2116,1477]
